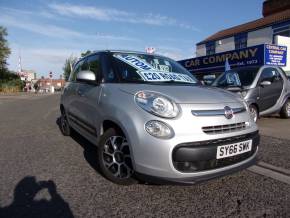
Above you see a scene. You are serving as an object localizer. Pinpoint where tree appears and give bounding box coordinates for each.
[63,55,77,81]
[0,26,11,79]
[81,50,92,57]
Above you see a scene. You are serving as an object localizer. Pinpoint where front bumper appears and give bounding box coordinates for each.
[172,131,259,173]
[133,131,259,184]
[136,150,257,185]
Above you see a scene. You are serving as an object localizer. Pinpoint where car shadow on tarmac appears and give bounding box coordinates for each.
[56,117,104,178]
[0,176,74,218]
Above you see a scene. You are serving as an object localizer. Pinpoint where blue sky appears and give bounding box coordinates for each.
[0,0,263,78]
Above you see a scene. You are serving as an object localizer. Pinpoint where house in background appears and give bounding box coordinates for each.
[180,0,290,80]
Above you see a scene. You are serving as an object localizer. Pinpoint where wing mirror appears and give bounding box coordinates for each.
[260,81,271,86]
[76,70,96,82]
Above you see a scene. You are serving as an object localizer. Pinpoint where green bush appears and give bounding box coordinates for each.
[0,78,24,93]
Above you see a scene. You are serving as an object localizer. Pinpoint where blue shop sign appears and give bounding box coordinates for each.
[179,44,287,73]
[264,44,287,66]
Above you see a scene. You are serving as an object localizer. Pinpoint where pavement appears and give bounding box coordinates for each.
[258,116,290,140]
[0,94,290,217]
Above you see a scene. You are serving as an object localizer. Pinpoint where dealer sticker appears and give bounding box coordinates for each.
[114,54,154,71]
[138,70,196,83]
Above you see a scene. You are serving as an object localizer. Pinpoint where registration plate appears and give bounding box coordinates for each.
[216,140,252,159]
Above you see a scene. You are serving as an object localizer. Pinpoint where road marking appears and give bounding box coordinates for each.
[43,106,59,120]
[248,164,290,185]
[257,161,290,176]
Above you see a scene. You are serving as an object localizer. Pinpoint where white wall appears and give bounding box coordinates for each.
[215,37,235,53]
[196,44,206,57]
[247,27,273,46]
[276,35,290,74]
[196,27,274,57]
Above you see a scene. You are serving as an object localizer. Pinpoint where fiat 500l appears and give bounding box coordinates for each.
[60,50,259,185]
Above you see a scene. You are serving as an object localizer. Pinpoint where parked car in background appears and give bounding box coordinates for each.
[60,50,259,185]
[212,66,290,122]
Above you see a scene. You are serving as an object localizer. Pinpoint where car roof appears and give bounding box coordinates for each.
[82,50,168,59]
[73,50,171,69]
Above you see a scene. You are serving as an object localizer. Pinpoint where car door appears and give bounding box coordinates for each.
[75,54,103,138]
[257,67,283,111]
[63,59,83,120]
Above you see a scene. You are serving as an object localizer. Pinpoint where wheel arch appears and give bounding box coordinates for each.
[60,104,65,113]
[102,120,125,136]
[250,103,259,113]
[100,119,137,170]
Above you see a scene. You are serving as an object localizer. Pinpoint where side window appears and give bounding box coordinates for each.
[260,68,282,83]
[272,69,282,82]
[69,60,84,82]
[87,55,101,80]
[260,68,276,83]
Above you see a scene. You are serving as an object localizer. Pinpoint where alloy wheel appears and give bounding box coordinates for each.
[60,112,70,136]
[102,136,133,179]
[286,101,290,117]
[61,114,68,132]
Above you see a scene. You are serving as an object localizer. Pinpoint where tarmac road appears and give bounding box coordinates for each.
[0,94,289,217]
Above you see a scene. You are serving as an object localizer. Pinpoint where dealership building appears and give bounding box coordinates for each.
[179,0,290,80]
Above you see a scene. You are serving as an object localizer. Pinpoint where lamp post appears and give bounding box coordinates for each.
[49,72,53,93]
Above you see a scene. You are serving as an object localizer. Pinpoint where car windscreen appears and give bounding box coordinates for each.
[111,53,198,84]
[212,67,259,87]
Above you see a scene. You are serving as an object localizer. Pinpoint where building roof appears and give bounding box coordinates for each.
[197,8,290,45]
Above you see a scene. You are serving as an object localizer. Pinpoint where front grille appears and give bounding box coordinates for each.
[172,131,260,173]
[202,122,247,134]
[174,149,256,173]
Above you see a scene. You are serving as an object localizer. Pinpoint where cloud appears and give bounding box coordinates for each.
[0,8,139,41]
[0,15,138,41]
[49,3,199,31]
[150,46,194,60]
[8,43,82,76]
[0,15,84,39]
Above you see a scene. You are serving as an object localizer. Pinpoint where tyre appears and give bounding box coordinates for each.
[60,109,71,136]
[249,104,258,122]
[280,99,290,119]
[97,128,136,185]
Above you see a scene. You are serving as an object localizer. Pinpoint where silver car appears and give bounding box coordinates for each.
[60,50,259,185]
[212,66,290,122]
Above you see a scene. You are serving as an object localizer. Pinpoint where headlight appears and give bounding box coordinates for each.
[241,90,248,98]
[242,100,250,112]
[145,120,174,139]
[135,91,180,118]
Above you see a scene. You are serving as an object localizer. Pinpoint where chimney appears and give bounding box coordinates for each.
[262,0,290,17]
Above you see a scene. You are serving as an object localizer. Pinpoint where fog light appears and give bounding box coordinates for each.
[145,120,174,139]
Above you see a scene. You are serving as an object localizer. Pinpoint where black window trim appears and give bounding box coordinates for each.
[69,59,85,83]
[234,32,248,50]
[72,52,105,85]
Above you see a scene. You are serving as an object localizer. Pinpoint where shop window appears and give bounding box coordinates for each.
[206,42,215,55]
[235,33,247,49]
